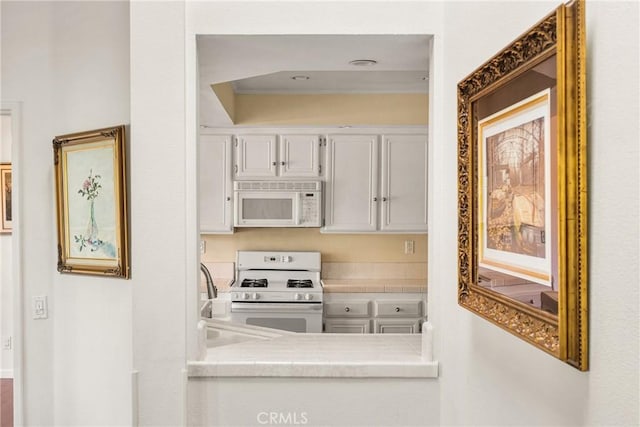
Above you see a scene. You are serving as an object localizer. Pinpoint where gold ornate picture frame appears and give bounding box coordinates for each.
[53,125,130,278]
[457,0,587,370]
[1,163,11,233]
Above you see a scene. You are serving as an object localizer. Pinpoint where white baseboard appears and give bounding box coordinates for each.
[1,368,14,378]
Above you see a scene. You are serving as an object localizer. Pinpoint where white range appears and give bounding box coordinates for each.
[230,251,323,333]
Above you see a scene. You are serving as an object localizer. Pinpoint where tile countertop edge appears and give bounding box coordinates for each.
[187,328,439,379]
[186,360,439,378]
[321,279,427,294]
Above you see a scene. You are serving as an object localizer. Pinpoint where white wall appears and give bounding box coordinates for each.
[2,4,56,423]
[0,113,13,377]
[188,378,440,426]
[435,1,639,426]
[1,1,132,425]
[130,2,188,426]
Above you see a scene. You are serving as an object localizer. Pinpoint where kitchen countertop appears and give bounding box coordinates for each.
[188,326,437,378]
[214,279,426,293]
[321,279,427,293]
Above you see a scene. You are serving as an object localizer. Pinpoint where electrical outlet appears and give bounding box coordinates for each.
[32,296,48,319]
[404,240,415,254]
[2,336,11,350]
[200,240,206,254]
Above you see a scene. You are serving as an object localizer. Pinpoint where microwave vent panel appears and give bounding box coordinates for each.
[234,181,321,191]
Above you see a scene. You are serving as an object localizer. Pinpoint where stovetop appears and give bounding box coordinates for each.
[287,279,314,288]
[233,251,323,303]
[240,278,269,288]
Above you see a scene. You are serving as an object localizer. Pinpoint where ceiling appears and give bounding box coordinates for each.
[231,70,428,94]
[196,35,432,125]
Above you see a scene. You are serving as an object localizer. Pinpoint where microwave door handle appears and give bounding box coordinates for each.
[294,193,301,226]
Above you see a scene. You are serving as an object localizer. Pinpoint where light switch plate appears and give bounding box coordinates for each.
[32,296,48,319]
[404,240,415,254]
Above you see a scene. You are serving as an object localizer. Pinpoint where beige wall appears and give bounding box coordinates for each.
[201,229,427,263]
[233,93,428,125]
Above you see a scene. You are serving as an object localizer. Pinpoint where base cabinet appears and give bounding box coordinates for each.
[374,319,422,334]
[323,293,426,334]
[324,319,371,334]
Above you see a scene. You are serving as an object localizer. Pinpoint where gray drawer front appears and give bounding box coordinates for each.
[374,300,423,317]
[324,301,370,317]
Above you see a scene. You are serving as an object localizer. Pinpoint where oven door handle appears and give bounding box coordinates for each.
[231,302,323,313]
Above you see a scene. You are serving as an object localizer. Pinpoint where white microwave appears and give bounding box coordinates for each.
[233,181,322,227]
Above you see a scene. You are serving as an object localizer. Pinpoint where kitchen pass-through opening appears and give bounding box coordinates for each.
[194,34,434,364]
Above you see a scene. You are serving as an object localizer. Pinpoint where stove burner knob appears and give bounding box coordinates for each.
[294,293,303,301]
[242,292,250,300]
[304,294,313,301]
[252,293,259,300]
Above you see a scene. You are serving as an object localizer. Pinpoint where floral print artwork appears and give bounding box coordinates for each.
[73,170,104,252]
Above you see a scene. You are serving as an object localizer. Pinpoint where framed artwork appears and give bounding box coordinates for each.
[478,89,552,286]
[53,125,130,278]
[1,163,11,233]
[457,0,587,370]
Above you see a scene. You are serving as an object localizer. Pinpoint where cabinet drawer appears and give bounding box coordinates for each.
[374,300,422,317]
[324,301,370,317]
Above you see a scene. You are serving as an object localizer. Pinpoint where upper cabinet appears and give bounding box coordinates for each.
[198,129,427,235]
[279,134,321,177]
[200,134,233,233]
[323,133,427,233]
[235,134,278,177]
[235,134,321,179]
[324,135,379,232]
[380,134,428,232]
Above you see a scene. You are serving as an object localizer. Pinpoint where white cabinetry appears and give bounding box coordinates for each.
[323,133,427,233]
[323,293,426,334]
[380,134,428,232]
[324,135,379,232]
[235,134,320,178]
[279,134,321,177]
[324,319,371,333]
[199,135,233,233]
[374,319,422,334]
[324,299,371,333]
[235,134,278,177]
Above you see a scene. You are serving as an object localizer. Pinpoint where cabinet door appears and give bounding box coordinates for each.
[235,134,277,177]
[199,135,233,233]
[374,318,422,334]
[324,318,370,334]
[380,134,428,232]
[279,134,320,177]
[324,135,379,232]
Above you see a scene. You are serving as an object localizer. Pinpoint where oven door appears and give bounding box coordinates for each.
[234,191,299,227]
[231,302,323,333]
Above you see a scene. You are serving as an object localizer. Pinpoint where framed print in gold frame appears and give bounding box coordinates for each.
[53,125,130,278]
[457,0,587,370]
[1,163,11,233]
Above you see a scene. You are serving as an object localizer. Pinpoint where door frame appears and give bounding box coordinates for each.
[1,101,23,426]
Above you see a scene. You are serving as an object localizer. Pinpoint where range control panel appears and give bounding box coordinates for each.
[237,251,321,272]
[264,255,292,263]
